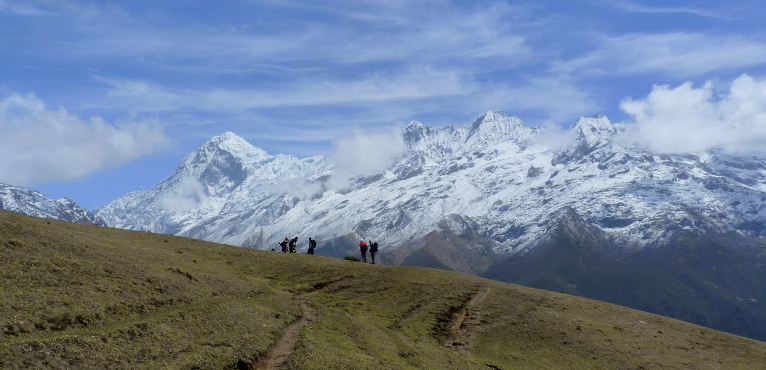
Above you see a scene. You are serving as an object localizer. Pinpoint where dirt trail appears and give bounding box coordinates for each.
[252,278,351,370]
[253,300,317,370]
[445,287,491,356]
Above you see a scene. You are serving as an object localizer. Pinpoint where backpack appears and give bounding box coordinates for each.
[370,242,378,253]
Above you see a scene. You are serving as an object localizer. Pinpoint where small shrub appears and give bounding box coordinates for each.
[343,255,360,262]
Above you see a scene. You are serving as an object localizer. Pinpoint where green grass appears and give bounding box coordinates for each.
[1,210,766,369]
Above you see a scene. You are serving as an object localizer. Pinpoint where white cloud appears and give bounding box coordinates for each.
[0,93,169,186]
[258,176,324,201]
[328,127,406,190]
[534,122,577,151]
[620,74,766,154]
[159,176,208,211]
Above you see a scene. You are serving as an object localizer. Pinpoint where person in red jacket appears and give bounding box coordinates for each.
[358,240,368,263]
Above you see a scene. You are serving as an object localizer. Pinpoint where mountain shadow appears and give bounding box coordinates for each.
[482,209,766,341]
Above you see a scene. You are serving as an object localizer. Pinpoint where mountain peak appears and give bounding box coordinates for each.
[466,110,529,145]
[571,115,616,147]
[404,121,427,146]
[405,120,425,129]
[174,132,270,189]
[210,131,241,144]
[205,132,269,159]
[471,110,516,129]
[573,115,614,135]
[192,131,270,162]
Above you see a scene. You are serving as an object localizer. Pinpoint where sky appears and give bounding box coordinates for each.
[1,0,766,210]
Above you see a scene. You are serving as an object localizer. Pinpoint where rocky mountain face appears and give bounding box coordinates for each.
[0,183,103,225]
[97,111,766,340]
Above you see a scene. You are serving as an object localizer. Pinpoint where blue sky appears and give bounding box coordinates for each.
[2,0,766,209]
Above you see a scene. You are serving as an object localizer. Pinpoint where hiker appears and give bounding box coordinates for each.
[308,238,317,255]
[368,240,373,263]
[289,237,298,254]
[369,241,378,264]
[359,240,368,263]
[278,237,289,253]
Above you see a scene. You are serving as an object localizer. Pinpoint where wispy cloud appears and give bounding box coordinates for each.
[95,66,473,112]
[471,76,599,123]
[93,66,599,135]
[556,33,766,77]
[19,0,544,134]
[0,0,50,15]
[39,1,529,73]
[0,0,98,17]
[5,0,766,171]
[608,0,732,19]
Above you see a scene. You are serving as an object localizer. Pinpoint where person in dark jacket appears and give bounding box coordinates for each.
[278,237,289,253]
[289,237,298,254]
[308,238,317,255]
[358,240,368,263]
[369,241,378,264]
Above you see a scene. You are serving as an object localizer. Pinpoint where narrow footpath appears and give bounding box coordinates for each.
[252,277,350,369]
[446,287,492,356]
[253,300,317,370]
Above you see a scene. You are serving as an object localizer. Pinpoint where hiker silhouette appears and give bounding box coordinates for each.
[278,238,289,253]
[308,238,317,255]
[359,240,368,263]
[369,241,378,264]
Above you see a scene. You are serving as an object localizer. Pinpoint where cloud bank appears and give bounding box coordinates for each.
[621,74,766,154]
[0,93,169,186]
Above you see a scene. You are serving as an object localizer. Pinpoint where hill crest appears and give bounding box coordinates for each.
[2,210,766,370]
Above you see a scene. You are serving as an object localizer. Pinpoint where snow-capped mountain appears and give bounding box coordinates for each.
[98,132,333,244]
[98,111,766,254]
[97,110,766,341]
[0,183,103,225]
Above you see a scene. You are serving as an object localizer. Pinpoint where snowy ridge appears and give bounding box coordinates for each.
[0,183,103,225]
[98,111,766,253]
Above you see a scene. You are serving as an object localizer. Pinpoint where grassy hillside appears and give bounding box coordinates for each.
[1,211,765,370]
